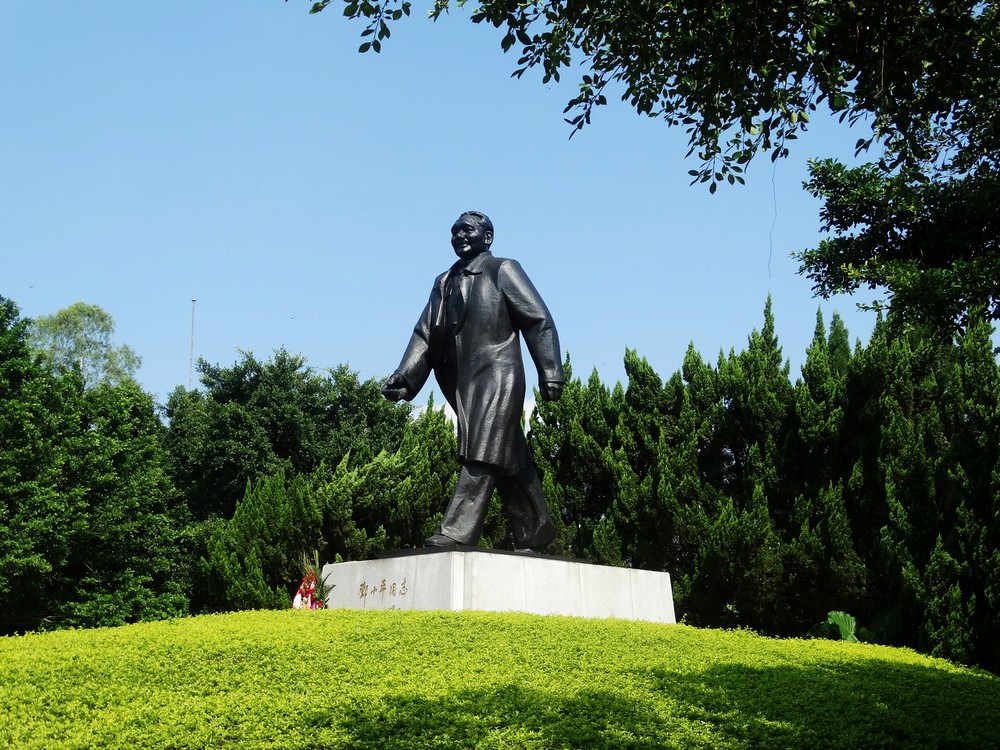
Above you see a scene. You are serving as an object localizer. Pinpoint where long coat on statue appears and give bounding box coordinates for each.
[394,250,564,474]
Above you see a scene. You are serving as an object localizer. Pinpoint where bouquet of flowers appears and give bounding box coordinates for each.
[292,551,331,610]
[292,570,322,610]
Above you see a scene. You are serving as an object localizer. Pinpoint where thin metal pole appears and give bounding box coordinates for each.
[188,298,197,389]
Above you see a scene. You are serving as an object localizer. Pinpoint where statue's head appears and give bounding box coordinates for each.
[452,211,494,261]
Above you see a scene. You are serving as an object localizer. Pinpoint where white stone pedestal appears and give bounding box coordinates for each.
[320,549,675,624]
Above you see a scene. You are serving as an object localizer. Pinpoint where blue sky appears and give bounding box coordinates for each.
[2,2,879,407]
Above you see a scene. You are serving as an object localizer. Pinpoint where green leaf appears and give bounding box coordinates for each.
[827,611,859,643]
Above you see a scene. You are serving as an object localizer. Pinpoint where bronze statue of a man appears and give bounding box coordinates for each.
[382,211,565,552]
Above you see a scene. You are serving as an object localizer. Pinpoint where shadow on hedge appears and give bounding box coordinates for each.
[643,655,998,750]
[308,656,998,750]
[308,683,669,750]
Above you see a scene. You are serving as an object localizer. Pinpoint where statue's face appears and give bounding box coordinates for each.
[451,216,492,260]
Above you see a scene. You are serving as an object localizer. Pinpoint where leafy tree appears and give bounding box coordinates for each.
[796,163,1000,336]
[309,0,998,331]
[0,297,84,632]
[164,351,410,519]
[29,301,140,388]
[2,296,188,631]
[322,362,414,467]
[312,0,995,181]
[51,380,191,628]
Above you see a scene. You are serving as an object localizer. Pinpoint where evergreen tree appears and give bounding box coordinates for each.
[873,331,949,646]
[201,469,326,611]
[687,300,792,630]
[317,394,458,561]
[609,350,674,568]
[791,310,845,495]
[402,392,458,535]
[839,319,894,585]
[782,310,865,631]
[655,345,728,618]
[954,319,1000,671]
[920,317,1000,668]
[529,358,619,560]
[716,298,794,520]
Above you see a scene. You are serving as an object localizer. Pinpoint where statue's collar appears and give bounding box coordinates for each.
[451,250,491,275]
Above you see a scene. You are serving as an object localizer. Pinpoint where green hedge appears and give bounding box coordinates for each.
[1,610,997,749]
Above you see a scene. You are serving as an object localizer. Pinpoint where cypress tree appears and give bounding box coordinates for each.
[609,350,673,568]
[718,298,794,521]
[529,358,619,559]
[782,310,866,631]
[923,317,1000,668]
[654,345,725,614]
[201,468,326,611]
[958,320,1000,672]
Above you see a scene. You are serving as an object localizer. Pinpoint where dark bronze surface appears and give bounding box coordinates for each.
[383,211,565,551]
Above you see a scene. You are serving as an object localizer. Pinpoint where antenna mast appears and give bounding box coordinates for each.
[188,298,197,389]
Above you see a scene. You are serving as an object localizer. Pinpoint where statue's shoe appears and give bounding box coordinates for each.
[424,533,462,548]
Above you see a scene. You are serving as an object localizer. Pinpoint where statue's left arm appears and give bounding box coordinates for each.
[499,259,565,398]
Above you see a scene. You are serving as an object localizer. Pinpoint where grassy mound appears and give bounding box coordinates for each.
[1,610,997,749]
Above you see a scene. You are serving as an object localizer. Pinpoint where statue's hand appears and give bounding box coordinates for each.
[381,373,411,402]
[539,381,564,402]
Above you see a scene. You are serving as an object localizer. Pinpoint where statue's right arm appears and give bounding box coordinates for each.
[381,372,411,402]
[386,283,442,401]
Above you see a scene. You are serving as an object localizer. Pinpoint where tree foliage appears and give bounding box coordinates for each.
[199,399,457,612]
[795,160,1000,336]
[201,468,327,611]
[29,301,141,388]
[1,297,187,633]
[309,0,999,331]
[531,358,620,561]
[0,296,80,631]
[523,299,1000,672]
[6,290,1000,672]
[50,380,191,628]
[164,351,411,519]
[310,0,996,180]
